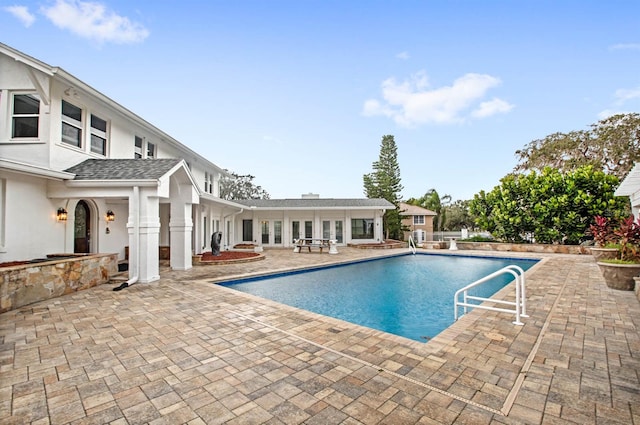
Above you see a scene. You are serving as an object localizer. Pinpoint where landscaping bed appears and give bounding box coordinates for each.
[195,250,265,265]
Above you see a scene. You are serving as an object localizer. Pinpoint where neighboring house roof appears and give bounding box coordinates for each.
[235,198,395,209]
[399,202,437,216]
[65,159,183,180]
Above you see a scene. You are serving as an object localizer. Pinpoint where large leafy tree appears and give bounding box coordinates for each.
[470,166,628,244]
[514,113,640,180]
[363,135,404,239]
[445,200,476,231]
[219,171,270,200]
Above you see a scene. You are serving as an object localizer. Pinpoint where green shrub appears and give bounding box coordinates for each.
[460,235,494,242]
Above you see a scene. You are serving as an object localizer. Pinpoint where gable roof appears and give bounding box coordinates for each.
[65,159,183,180]
[615,162,640,196]
[234,198,395,209]
[399,202,437,216]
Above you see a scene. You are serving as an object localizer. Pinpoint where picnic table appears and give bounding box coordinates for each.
[293,238,338,254]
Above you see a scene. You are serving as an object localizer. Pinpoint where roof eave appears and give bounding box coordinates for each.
[65,179,159,187]
[0,159,75,180]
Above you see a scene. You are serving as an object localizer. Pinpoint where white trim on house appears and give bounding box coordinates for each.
[0,159,75,180]
[615,163,640,219]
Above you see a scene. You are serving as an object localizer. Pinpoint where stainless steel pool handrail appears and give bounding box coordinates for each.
[454,265,528,325]
[408,235,416,254]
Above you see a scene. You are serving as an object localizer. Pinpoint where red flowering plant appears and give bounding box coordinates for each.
[612,216,640,263]
[589,216,614,247]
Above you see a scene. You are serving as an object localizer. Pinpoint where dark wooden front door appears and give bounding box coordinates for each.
[74,200,91,253]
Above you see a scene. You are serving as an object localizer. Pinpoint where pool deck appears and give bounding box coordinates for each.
[1,248,638,424]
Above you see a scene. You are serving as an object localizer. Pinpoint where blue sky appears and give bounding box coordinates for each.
[3,1,639,201]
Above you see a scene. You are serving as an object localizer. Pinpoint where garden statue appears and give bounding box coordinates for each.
[211,231,222,256]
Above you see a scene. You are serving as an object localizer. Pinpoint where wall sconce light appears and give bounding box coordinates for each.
[57,207,68,221]
[105,210,115,222]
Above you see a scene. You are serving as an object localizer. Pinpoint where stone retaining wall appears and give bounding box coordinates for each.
[455,241,590,255]
[0,253,118,313]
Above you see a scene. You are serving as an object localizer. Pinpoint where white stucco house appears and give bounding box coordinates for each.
[0,43,394,283]
[615,162,640,219]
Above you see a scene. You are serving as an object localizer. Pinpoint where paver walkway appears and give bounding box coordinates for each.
[1,248,638,424]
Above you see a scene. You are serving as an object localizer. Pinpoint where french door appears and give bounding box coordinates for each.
[322,220,344,243]
[260,220,282,246]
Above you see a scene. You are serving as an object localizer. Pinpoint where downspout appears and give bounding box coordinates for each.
[114,186,139,291]
[222,208,243,250]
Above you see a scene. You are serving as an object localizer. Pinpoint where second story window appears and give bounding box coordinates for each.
[147,142,155,158]
[12,93,40,138]
[413,215,425,225]
[62,100,83,147]
[204,172,214,193]
[134,136,143,158]
[90,114,107,155]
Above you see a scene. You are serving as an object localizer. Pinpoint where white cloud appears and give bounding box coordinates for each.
[614,87,640,104]
[4,5,36,27]
[363,71,512,126]
[396,51,410,60]
[41,0,149,44]
[597,85,640,118]
[609,43,640,51]
[472,98,514,118]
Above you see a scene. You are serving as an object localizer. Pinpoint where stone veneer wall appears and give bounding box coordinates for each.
[0,253,118,313]
[455,242,590,255]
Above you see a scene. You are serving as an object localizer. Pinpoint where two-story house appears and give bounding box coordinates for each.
[0,43,393,283]
[399,202,437,245]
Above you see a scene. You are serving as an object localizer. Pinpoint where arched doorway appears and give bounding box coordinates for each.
[74,200,91,253]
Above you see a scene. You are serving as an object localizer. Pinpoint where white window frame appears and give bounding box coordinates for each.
[207,172,213,194]
[61,100,83,148]
[413,215,425,225]
[134,135,143,158]
[11,92,40,140]
[147,142,155,158]
[90,114,108,156]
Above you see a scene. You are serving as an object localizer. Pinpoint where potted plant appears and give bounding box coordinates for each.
[589,216,619,261]
[596,216,640,291]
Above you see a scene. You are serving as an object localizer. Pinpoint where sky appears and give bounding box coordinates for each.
[2,1,639,201]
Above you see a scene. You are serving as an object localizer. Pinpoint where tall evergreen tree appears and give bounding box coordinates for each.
[363,135,404,239]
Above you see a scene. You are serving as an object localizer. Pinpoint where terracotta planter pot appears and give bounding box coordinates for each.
[590,247,619,261]
[597,261,640,291]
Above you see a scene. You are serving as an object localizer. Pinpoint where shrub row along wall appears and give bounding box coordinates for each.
[0,253,118,313]
[455,242,590,255]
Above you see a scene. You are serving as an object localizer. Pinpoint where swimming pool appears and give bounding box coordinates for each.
[220,253,538,342]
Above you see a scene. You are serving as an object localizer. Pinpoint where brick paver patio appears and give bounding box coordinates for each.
[1,248,638,424]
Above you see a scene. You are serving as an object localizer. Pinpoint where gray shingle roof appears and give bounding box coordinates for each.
[234,198,395,209]
[65,159,183,180]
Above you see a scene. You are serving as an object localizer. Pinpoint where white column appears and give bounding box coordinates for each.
[170,201,193,271]
[127,188,160,283]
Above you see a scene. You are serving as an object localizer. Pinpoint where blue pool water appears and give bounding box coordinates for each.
[220,254,537,342]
